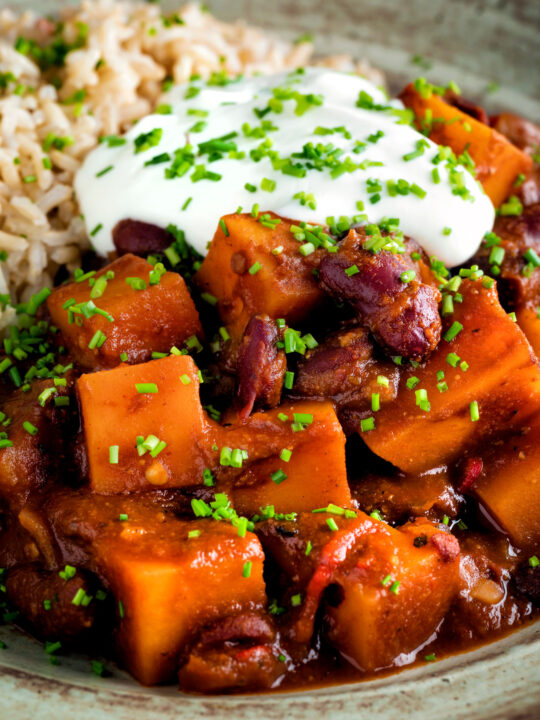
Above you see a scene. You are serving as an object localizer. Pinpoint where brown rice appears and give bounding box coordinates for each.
[0,0,383,326]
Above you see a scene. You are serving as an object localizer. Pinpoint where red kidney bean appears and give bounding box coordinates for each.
[112,219,174,256]
[236,314,286,421]
[319,230,441,361]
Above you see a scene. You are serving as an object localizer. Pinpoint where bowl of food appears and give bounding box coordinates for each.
[0,1,539,718]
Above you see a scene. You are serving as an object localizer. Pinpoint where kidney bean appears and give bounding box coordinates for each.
[490,113,540,152]
[444,90,489,125]
[112,219,174,256]
[236,314,286,421]
[472,202,540,308]
[319,230,441,360]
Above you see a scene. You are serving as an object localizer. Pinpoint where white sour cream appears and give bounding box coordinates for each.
[75,68,494,267]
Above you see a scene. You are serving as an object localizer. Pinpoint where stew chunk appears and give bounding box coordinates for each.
[364,279,540,473]
[45,491,267,685]
[259,512,460,670]
[195,213,325,341]
[399,83,532,206]
[47,253,202,370]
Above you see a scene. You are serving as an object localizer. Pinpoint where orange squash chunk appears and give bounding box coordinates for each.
[472,411,540,553]
[89,503,266,685]
[399,84,532,207]
[259,512,459,669]
[79,357,349,505]
[78,354,216,493]
[47,253,202,370]
[324,516,459,670]
[230,400,350,515]
[195,213,324,340]
[364,280,540,474]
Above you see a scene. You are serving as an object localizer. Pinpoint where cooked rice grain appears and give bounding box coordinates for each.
[0,0,383,325]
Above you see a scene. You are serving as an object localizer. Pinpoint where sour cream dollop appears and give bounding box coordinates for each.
[75,68,494,267]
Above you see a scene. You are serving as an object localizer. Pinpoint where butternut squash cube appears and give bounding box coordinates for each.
[399,83,532,206]
[365,280,540,474]
[43,491,267,685]
[102,525,265,684]
[325,517,460,670]
[47,254,202,370]
[472,411,540,553]
[231,400,350,515]
[77,355,216,493]
[195,213,324,340]
[259,512,459,669]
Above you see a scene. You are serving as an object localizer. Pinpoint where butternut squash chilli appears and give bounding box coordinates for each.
[0,73,539,693]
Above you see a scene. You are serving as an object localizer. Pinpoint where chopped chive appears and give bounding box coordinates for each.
[442,294,454,316]
[261,177,276,192]
[135,383,158,393]
[219,218,229,236]
[284,371,294,389]
[248,261,262,275]
[22,421,38,436]
[271,469,287,485]
[200,291,218,306]
[293,412,313,425]
[400,270,415,283]
[96,165,113,178]
[109,445,119,464]
[280,448,292,462]
[360,416,375,432]
[470,400,479,422]
[242,561,252,578]
[88,330,106,349]
[443,321,463,342]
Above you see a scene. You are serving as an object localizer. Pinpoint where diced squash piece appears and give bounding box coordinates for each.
[472,411,540,553]
[79,358,347,501]
[259,512,459,669]
[47,254,202,370]
[195,213,324,340]
[230,400,350,515]
[399,84,533,206]
[516,305,540,359]
[103,525,264,685]
[364,280,540,474]
[46,491,266,685]
[78,355,216,493]
[324,517,460,670]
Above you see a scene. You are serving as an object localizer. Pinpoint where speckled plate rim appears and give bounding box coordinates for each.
[1,617,539,719]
